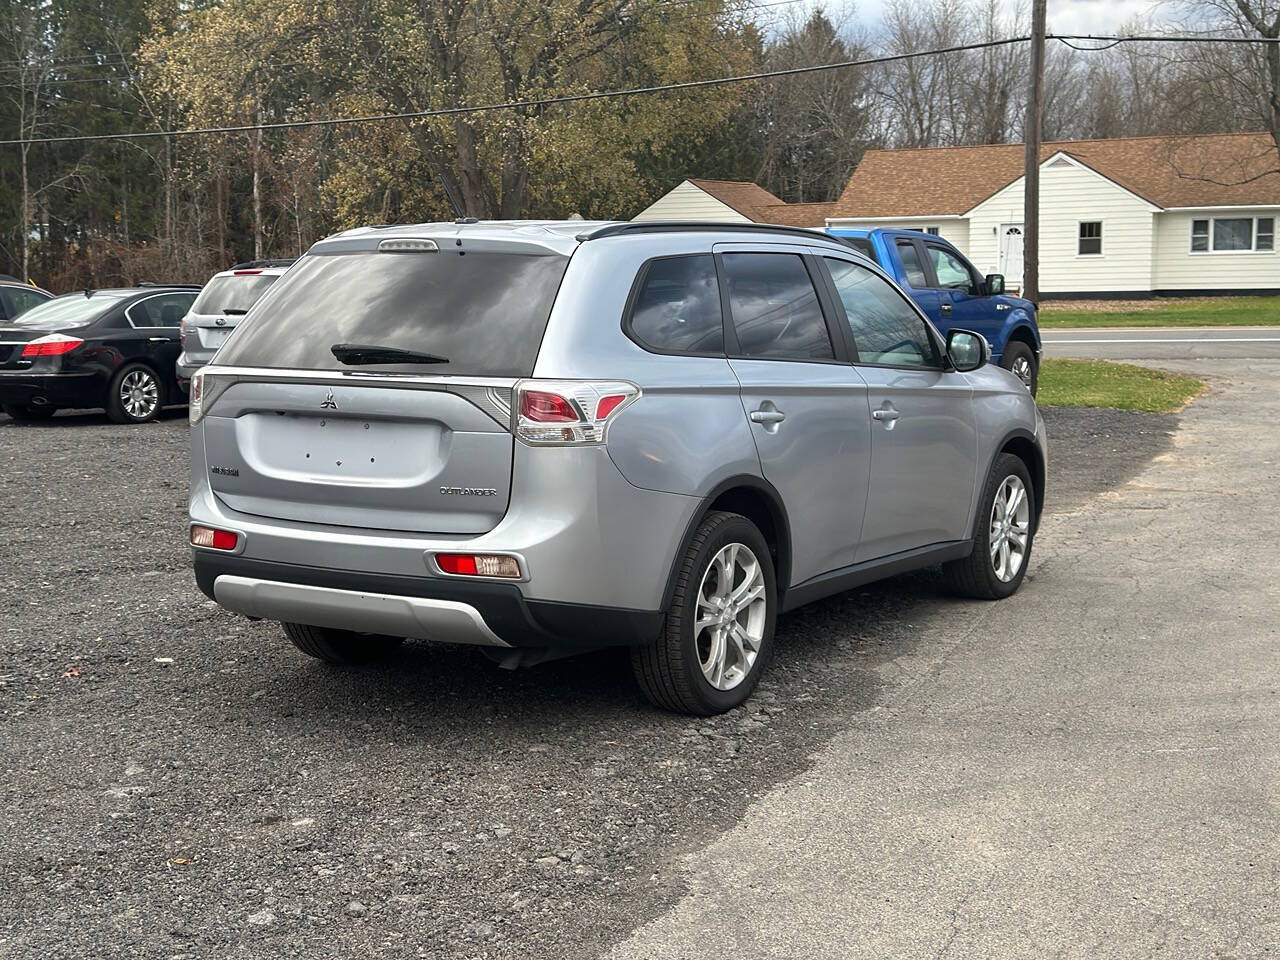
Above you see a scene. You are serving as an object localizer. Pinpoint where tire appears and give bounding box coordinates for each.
[282,622,404,665]
[106,363,164,424]
[632,511,777,715]
[1000,340,1038,395]
[944,452,1036,600]
[2,402,56,421]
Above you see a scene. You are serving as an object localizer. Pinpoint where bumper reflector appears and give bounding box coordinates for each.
[436,553,522,579]
[191,525,239,551]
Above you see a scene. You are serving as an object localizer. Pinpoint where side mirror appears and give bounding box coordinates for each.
[984,273,1005,296]
[947,328,990,372]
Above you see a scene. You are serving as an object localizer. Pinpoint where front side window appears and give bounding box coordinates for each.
[895,241,929,288]
[1213,218,1253,252]
[129,292,197,327]
[926,245,976,294]
[824,258,937,368]
[1191,219,1210,252]
[722,253,834,361]
[1078,221,1103,256]
[627,255,723,354]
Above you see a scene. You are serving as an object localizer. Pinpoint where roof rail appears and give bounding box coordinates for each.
[228,258,298,270]
[576,221,841,245]
[137,281,203,289]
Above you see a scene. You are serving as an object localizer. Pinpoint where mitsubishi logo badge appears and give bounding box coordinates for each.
[321,390,337,409]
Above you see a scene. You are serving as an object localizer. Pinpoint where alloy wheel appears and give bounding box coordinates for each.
[1011,356,1034,389]
[989,474,1031,582]
[695,542,767,691]
[119,369,159,420]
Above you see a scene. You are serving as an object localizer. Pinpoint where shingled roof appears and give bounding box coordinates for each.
[686,179,787,221]
[828,132,1280,218]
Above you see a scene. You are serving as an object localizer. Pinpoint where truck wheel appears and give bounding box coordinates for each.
[282,622,404,664]
[632,511,777,715]
[1001,342,1038,395]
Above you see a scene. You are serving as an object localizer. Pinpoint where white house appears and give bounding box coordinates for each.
[637,133,1280,298]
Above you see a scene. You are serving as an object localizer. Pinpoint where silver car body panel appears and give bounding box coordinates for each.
[213,575,509,646]
[190,220,1046,647]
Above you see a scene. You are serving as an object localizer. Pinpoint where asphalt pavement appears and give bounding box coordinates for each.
[0,401,1180,959]
[609,360,1280,960]
[1043,325,1280,359]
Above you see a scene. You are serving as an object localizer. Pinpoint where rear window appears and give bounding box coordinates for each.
[191,274,280,315]
[12,292,127,330]
[841,237,873,258]
[214,250,569,377]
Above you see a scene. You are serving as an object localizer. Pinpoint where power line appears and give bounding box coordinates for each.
[4,32,1279,147]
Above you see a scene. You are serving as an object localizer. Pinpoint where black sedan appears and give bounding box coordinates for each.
[0,285,199,423]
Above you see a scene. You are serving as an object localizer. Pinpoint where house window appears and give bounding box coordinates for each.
[1193,216,1276,252]
[924,226,940,236]
[1258,218,1275,251]
[1191,219,1209,252]
[1078,221,1102,256]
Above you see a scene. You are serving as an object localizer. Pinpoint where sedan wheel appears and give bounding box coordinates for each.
[107,364,166,424]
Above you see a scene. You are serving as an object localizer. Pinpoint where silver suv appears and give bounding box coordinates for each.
[176,259,295,392]
[188,221,1046,715]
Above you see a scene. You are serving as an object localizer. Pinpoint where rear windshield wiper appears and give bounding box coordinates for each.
[222,308,249,315]
[331,343,450,366]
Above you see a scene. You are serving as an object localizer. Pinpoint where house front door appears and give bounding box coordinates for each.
[998,223,1024,291]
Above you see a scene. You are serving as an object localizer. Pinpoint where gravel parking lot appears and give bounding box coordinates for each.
[1,404,1175,959]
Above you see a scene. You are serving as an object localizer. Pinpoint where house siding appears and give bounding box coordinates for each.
[967,159,1157,294]
[1152,208,1280,291]
[633,182,751,222]
[824,218,970,253]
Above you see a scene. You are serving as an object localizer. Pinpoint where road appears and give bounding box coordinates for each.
[1043,325,1280,359]
[609,360,1280,960]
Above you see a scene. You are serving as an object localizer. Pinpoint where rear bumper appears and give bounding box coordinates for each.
[176,352,209,384]
[0,371,101,408]
[194,552,663,648]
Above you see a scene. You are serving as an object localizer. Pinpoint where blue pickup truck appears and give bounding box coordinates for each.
[828,227,1042,394]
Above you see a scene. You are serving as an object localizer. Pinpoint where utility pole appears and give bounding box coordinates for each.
[1023,0,1047,303]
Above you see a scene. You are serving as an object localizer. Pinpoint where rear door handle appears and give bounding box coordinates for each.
[149,337,169,342]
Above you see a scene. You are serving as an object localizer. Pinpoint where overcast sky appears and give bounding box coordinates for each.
[775,0,1172,39]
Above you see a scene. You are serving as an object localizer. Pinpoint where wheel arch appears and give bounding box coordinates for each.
[996,429,1045,531]
[660,475,793,611]
[1005,320,1040,351]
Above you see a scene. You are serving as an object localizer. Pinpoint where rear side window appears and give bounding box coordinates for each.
[722,253,834,361]
[128,292,197,327]
[191,274,280,315]
[627,255,723,354]
[215,250,569,377]
[842,237,874,257]
[895,241,928,287]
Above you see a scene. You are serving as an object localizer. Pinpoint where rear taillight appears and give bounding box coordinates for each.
[22,334,83,358]
[434,553,522,579]
[179,317,190,348]
[514,380,639,445]
[190,525,239,551]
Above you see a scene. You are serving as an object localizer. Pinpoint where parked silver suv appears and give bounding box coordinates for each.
[188,221,1046,715]
[176,259,295,393]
